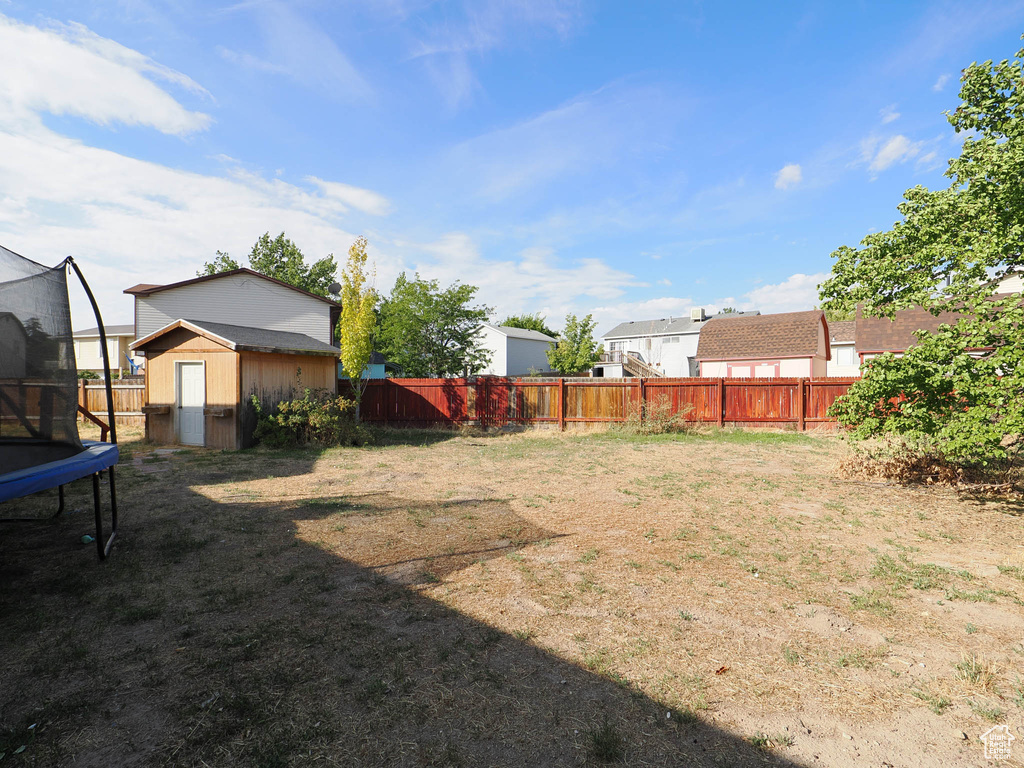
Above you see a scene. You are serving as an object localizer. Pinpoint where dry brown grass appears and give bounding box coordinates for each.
[2,425,1023,767]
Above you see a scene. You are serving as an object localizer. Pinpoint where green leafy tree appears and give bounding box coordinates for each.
[819,42,1024,467]
[547,313,602,376]
[197,250,239,276]
[500,313,558,339]
[378,273,492,378]
[198,233,337,296]
[338,236,377,421]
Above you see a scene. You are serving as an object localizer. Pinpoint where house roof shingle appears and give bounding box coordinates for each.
[696,310,827,360]
[132,319,340,357]
[73,324,136,338]
[603,311,759,340]
[828,320,856,344]
[855,307,960,353]
[484,323,557,342]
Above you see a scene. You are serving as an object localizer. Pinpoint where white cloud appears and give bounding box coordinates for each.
[222,2,372,101]
[446,82,685,201]
[861,134,921,174]
[409,0,584,109]
[932,73,951,92]
[390,234,643,323]
[880,104,900,124]
[733,272,828,314]
[0,13,210,135]
[306,177,392,216]
[774,163,802,190]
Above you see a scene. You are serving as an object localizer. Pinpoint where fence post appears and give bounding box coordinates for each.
[638,378,646,424]
[383,379,389,426]
[718,378,725,428]
[78,377,86,414]
[558,378,566,432]
[797,378,806,431]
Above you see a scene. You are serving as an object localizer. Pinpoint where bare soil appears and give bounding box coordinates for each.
[1,425,1022,767]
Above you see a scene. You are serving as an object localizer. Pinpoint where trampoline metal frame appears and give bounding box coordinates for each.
[0,256,119,560]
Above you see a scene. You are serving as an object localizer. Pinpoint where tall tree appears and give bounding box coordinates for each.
[500,312,558,339]
[546,313,601,376]
[337,236,377,421]
[197,250,239,276]
[198,233,337,296]
[378,273,491,378]
[819,42,1024,466]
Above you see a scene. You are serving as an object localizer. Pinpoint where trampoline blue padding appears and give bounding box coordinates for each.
[0,441,119,503]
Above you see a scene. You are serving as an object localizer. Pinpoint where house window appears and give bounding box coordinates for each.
[609,341,625,351]
[663,336,680,344]
[835,346,857,366]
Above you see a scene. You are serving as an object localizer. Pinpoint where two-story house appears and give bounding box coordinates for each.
[597,309,759,378]
[126,269,341,449]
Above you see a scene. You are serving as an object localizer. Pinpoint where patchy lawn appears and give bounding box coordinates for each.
[2,426,1022,767]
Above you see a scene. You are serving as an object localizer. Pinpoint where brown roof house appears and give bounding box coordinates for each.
[696,310,830,378]
[855,306,961,364]
[127,270,341,450]
[825,319,860,377]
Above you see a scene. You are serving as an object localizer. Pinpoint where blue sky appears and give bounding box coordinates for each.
[1,1,1023,334]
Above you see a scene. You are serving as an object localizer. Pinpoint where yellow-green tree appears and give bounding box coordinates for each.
[338,236,377,421]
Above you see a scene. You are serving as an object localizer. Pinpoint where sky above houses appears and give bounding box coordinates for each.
[1,1,1023,335]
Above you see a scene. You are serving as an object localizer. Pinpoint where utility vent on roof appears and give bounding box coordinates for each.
[690,307,706,322]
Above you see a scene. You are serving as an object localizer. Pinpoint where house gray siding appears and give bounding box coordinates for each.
[505,337,552,376]
[135,274,333,344]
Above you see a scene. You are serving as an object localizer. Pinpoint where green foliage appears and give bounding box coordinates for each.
[819,41,1024,467]
[77,369,99,380]
[250,388,369,448]
[500,312,558,339]
[199,233,337,296]
[377,272,491,378]
[546,313,601,375]
[197,250,240,276]
[337,236,377,418]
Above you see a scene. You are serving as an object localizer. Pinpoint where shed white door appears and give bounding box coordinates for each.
[177,362,205,446]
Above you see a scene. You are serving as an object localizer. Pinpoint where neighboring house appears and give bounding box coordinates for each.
[855,306,961,364]
[73,324,137,375]
[697,310,830,378]
[0,312,27,379]
[598,309,760,378]
[126,268,339,346]
[477,323,557,377]
[125,270,341,449]
[825,320,860,377]
[988,269,1022,294]
[338,351,403,380]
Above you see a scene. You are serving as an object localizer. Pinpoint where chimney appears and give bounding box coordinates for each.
[690,307,706,322]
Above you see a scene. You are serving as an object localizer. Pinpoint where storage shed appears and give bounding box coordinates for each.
[697,310,831,378]
[131,319,339,449]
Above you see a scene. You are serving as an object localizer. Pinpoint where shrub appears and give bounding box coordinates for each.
[251,388,370,448]
[77,370,99,380]
[616,396,696,436]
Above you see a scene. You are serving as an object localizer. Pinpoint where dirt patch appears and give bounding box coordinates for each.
[1,427,1022,766]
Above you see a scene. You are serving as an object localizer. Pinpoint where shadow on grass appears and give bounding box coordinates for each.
[0,448,808,768]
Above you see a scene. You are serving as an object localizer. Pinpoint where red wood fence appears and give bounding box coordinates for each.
[340,377,858,431]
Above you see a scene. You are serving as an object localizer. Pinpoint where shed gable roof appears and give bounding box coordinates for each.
[828,320,856,344]
[124,268,339,307]
[696,310,827,360]
[131,319,340,357]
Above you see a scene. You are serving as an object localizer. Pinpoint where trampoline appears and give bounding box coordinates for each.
[0,244,119,559]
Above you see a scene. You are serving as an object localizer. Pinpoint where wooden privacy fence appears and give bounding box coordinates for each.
[340,377,858,431]
[78,377,145,427]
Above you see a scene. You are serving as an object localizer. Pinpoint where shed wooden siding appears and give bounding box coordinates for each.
[135,273,333,344]
[141,328,239,449]
[344,377,858,430]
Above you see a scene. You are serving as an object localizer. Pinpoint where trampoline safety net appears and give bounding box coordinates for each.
[0,244,83,470]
